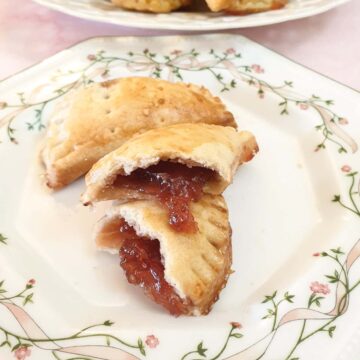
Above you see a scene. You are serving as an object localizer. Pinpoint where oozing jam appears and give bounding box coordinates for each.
[114,161,215,233]
[118,219,190,316]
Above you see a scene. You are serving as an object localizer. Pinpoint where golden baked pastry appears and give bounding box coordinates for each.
[82,123,258,232]
[82,123,258,203]
[111,0,191,12]
[225,0,287,13]
[95,195,232,316]
[205,0,287,13]
[41,77,236,189]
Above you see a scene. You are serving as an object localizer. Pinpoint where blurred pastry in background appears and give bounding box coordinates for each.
[224,0,287,14]
[205,0,287,13]
[111,0,287,14]
[111,0,192,13]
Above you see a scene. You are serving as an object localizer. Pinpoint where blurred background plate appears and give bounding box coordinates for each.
[33,0,350,30]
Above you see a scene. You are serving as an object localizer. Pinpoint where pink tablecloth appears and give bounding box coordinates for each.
[0,0,359,89]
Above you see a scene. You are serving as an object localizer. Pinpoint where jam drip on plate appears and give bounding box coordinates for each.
[114,161,214,233]
[118,219,190,316]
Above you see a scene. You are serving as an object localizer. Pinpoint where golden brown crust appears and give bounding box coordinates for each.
[111,0,191,12]
[205,0,232,11]
[206,0,287,12]
[95,195,232,315]
[41,77,236,189]
[225,0,287,13]
[81,123,258,204]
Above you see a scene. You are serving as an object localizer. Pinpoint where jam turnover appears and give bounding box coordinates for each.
[114,162,215,233]
[82,124,259,215]
[94,195,233,316]
[42,78,236,189]
[85,123,259,316]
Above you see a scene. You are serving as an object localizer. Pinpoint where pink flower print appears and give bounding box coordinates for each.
[310,281,330,295]
[225,48,236,55]
[87,54,96,61]
[171,49,182,56]
[258,92,264,99]
[14,346,31,360]
[145,335,159,349]
[341,165,352,173]
[313,252,320,257]
[230,322,242,329]
[339,118,348,125]
[251,64,264,74]
[299,103,309,110]
[27,279,35,286]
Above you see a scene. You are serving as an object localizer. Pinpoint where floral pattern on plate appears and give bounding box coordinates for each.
[0,34,359,360]
[0,47,356,154]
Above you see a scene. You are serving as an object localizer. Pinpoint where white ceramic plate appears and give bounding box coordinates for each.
[1,34,360,360]
[33,0,350,31]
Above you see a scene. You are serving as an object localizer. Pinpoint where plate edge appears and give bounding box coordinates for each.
[0,33,358,95]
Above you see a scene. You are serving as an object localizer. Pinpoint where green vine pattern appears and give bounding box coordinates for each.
[261,291,295,331]
[0,279,35,308]
[0,48,355,154]
[180,323,243,360]
[0,317,145,360]
[332,166,360,217]
[0,234,7,245]
[0,46,359,360]
[261,247,353,360]
[180,165,360,359]
[0,250,152,359]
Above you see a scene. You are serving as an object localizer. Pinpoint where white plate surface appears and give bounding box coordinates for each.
[0,34,360,360]
[33,0,350,30]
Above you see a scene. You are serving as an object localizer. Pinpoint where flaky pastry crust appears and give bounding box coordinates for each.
[81,123,258,204]
[111,0,191,12]
[95,195,232,315]
[205,0,287,12]
[41,77,236,189]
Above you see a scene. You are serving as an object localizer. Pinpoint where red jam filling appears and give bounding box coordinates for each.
[118,219,190,316]
[114,161,215,233]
